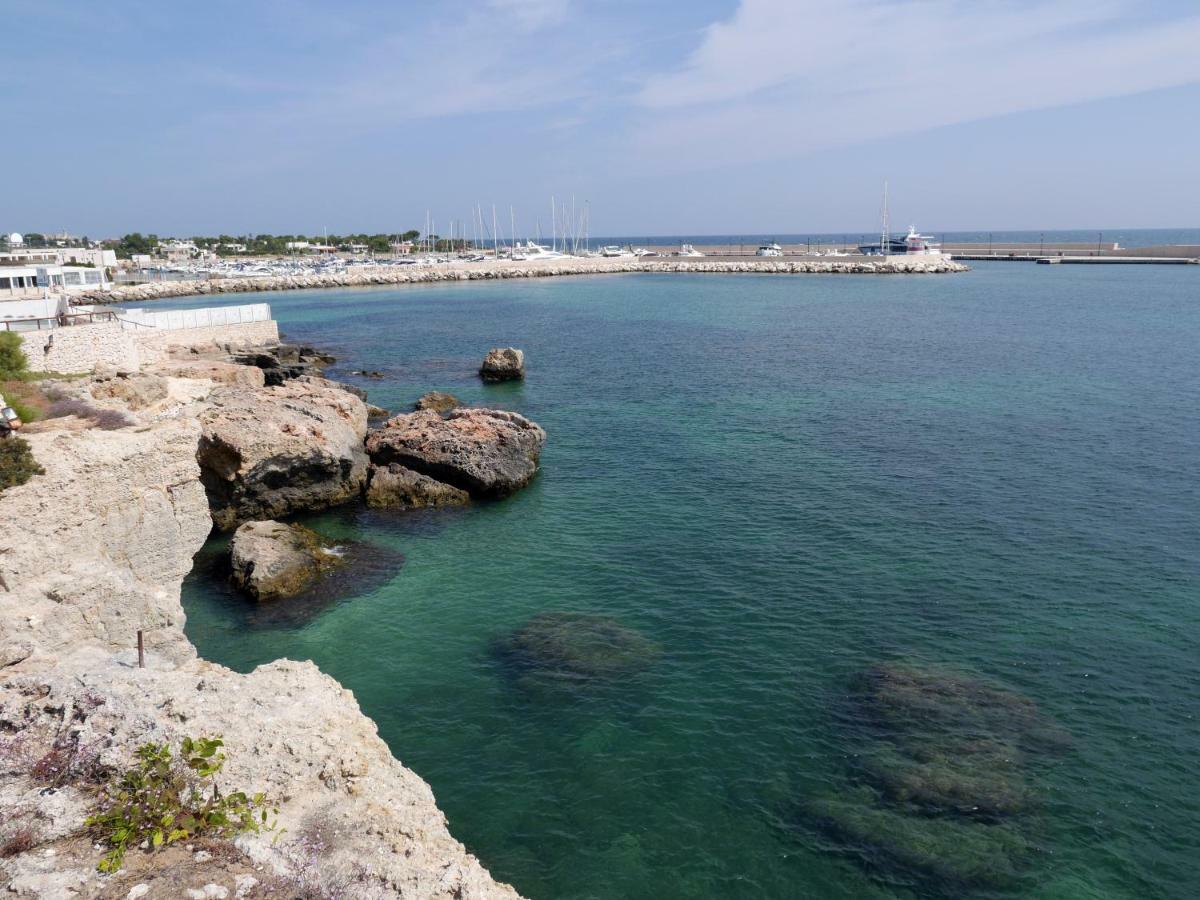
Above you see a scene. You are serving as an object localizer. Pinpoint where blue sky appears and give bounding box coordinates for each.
[4,0,1200,237]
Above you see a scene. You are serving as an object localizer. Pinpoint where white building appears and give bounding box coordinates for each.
[0,264,109,301]
[60,247,117,268]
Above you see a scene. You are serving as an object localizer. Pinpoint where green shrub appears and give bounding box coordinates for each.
[0,437,42,491]
[86,736,276,874]
[0,333,28,380]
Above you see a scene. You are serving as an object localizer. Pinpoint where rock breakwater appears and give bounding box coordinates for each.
[81,256,969,303]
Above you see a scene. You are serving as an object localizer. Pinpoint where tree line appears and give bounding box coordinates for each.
[105,231,425,259]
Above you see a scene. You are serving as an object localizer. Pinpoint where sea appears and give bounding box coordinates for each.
[159,258,1199,899]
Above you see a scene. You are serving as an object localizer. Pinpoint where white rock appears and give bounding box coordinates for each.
[127,885,150,900]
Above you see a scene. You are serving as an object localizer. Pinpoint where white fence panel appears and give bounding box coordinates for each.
[121,303,271,331]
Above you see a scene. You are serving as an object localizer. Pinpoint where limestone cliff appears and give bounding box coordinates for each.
[0,378,521,898]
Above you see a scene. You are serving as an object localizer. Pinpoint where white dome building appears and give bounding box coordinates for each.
[7,233,23,246]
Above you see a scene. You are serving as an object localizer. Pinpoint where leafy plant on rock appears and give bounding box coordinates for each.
[86,735,276,874]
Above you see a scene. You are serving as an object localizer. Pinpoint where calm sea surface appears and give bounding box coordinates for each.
[169,263,1199,899]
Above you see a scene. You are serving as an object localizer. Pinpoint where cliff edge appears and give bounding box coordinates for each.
[0,373,522,898]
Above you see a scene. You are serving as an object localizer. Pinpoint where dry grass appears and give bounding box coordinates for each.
[0,822,37,859]
[44,398,135,430]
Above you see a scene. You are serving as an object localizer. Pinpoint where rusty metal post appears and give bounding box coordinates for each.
[137,630,145,668]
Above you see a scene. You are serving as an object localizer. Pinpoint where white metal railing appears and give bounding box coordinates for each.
[118,303,271,331]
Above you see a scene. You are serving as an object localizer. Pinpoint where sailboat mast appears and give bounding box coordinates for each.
[880,181,889,256]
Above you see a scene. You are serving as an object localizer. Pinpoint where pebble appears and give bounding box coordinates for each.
[127,886,150,900]
[194,850,212,862]
[186,885,229,900]
[234,874,259,898]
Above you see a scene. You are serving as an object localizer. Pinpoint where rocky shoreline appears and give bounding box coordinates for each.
[0,343,531,898]
[80,256,968,304]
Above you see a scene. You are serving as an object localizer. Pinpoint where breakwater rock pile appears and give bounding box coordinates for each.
[81,256,968,303]
[0,354,524,897]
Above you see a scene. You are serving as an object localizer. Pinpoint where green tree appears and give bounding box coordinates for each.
[0,333,29,379]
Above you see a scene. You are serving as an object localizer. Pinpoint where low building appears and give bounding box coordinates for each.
[60,247,117,268]
[0,248,60,266]
[159,239,202,262]
[0,265,109,301]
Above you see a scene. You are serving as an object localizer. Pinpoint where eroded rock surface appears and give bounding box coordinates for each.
[198,377,368,530]
[366,408,545,497]
[365,463,469,510]
[229,520,345,601]
[479,348,524,382]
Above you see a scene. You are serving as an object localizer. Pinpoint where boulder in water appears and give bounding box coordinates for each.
[365,407,545,497]
[197,376,369,530]
[365,463,469,509]
[414,391,460,413]
[479,347,524,382]
[229,519,345,601]
[496,611,660,680]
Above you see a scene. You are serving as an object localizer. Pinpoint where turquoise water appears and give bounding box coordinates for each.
[174,264,1200,899]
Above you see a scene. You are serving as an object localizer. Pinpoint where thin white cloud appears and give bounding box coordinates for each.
[634,0,1200,168]
[487,0,570,32]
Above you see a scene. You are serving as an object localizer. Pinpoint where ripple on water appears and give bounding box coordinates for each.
[180,267,1200,900]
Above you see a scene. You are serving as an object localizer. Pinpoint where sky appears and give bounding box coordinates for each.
[4,0,1200,237]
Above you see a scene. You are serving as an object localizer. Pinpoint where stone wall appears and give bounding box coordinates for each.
[19,319,280,373]
[18,321,140,374]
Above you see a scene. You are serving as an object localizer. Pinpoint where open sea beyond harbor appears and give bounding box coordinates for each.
[173,262,1199,899]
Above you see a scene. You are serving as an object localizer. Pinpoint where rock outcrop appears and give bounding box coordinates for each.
[0,379,522,899]
[229,344,334,386]
[0,420,210,667]
[366,408,546,497]
[365,463,470,510]
[197,377,369,530]
[414,390,460,413]
[479,348,525,383]
[229,520,345,601]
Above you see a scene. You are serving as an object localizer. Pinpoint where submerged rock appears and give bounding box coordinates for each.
[791,661,1071,890]
[802,786,1032,888]
[496,612,660,680]
[858,739,1031,816]
[365,463,469,510]
[365,407,545,497]
[855,662,1073,755]
[229,520,345,601]
[197,377,369,530]
[479,347,525,382]
[414,391,460,413]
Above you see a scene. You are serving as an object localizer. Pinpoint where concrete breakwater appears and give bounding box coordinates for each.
[82,256,968,304]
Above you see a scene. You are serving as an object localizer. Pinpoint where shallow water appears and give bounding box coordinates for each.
[175,263,1200,899]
